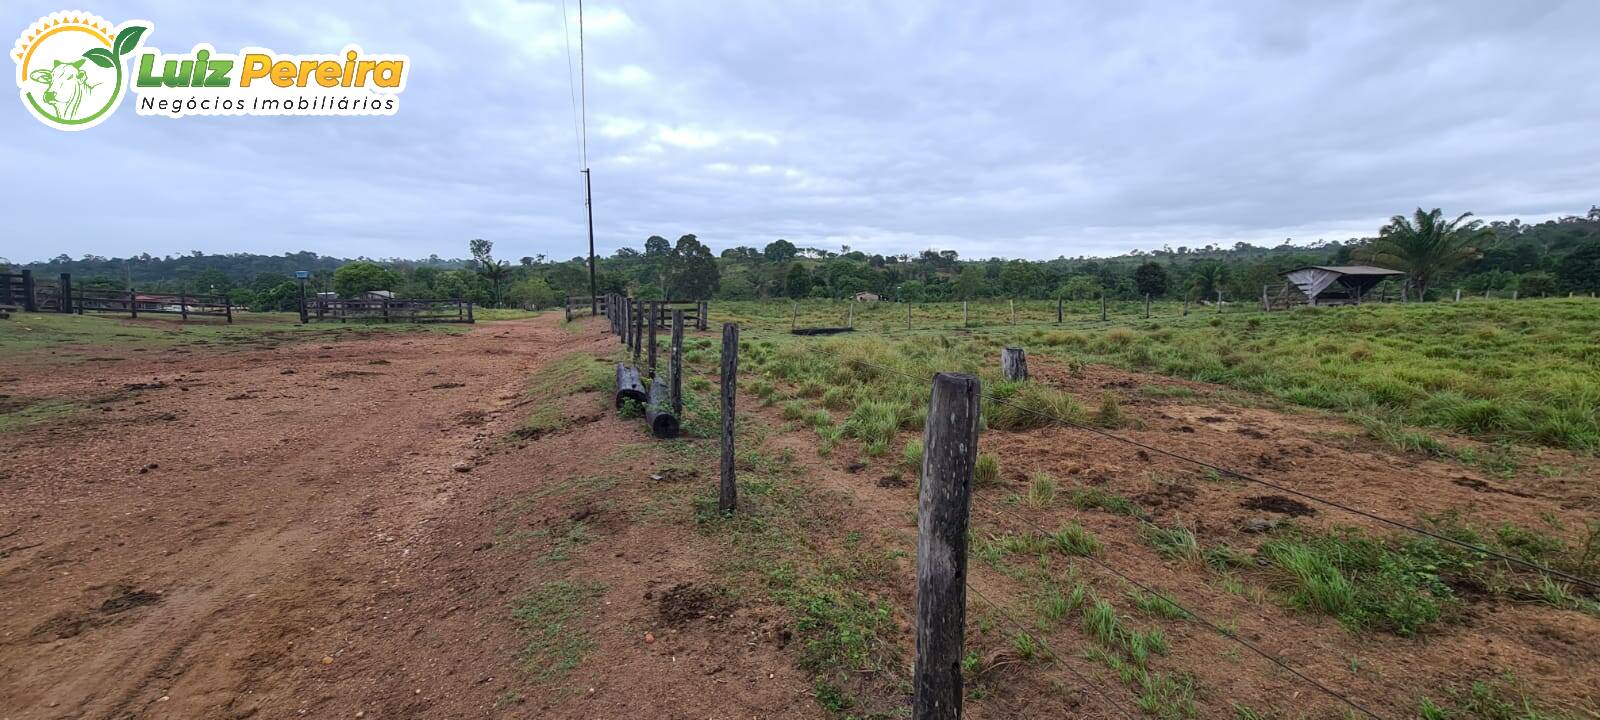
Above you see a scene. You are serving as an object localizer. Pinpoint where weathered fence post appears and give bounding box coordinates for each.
[1455,288,1462,303]
[1145,294,1152,318]
[962,301,968,328]
[179,292,188,321]
[564,296,572,321]
[466,301,474,323]
[671,310,685,418]
[847,302,854,329]
[648,301,659,378]
[225,296,233,323]
[1099,292,1107,322]
[907,302,913,330]
[1261,285,1269,312]
[58,273,71,314]
[645,374,681,438]
[698,300,709,330]
[128,289,138,318]
[1056,297,1063,324]
[1511,290,1518,301]
[1001,347,1027,381]
[20,270,36,312]
[791,301,798,331]
[914,372,980,720]
[615,363,648,408]
[633,300,644,362]
[719,323,739,513]
[1216,289,1223,313]
[1009,299,1015,325]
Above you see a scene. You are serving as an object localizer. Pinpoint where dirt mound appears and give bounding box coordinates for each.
[1239,495,1316,517]
[656,582,733,627]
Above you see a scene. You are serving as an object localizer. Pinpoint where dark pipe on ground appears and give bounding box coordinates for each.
[646,374,681,438]
[615,363,647,409]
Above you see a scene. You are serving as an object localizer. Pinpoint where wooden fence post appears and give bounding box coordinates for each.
[564,296,572,321]
[20,270,36,312]
[1009,299,1015,325]
[648,301,659,378]
[128,289,138,318]
[1512,290,1518,301]
[58,273,71,314]
[698,300,709,330]
[847,302,854,329]
[1145,294,1152,318]
[1056,297,1063,324]
[225,296,233,323]
[180,292,188,321]
[913,372,980,720]
[791,301,798,331]
[1455,288,1462,303]
[671,310,685,418]
[1001,347,1027,381]
[633,300,644,362]
[466,302,474,323]
[962,301,968,328]
[719,323,739,513]
[1216,289,1223,313]
[1099,292,1107,322]
[1261,285,1269,312]
[907,302,913,330]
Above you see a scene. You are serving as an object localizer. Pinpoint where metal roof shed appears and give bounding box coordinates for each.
[1280,265,1405,305]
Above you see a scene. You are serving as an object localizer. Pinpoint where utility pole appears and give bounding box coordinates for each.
[584,168,597,315]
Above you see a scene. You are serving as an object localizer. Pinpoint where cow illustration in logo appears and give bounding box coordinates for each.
[12,11,149,130]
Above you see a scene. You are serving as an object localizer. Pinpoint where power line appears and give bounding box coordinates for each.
[978,504,1386,720]
[964,582,1138,720]
[559,0,582,169]
[576,0,589,168]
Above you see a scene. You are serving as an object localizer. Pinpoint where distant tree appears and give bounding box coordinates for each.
[668,234,720,299]
[332,261,399,298]
[1556,242,1600,293]
[1358,208,1487,300]
[999,261,1044,297]
[1187,262,1229,300]
[1132,262,1170,298]
[469,238,510,306]
[504,276,558,308]
[763,239,797,263]
[784,263,811,298]
[952,267,987,300]
[1056,275,1101,300]
[1516,271,1558,297]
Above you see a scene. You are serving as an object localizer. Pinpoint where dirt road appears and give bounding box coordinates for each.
[0,316,813,719]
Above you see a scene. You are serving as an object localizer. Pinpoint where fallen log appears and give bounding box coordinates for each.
[615,363,648,409]
[646,374,681,438]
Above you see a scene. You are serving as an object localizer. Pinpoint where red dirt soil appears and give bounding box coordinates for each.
[0,316,815,719]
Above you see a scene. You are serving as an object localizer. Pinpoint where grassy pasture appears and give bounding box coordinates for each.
[713,298,1600,454]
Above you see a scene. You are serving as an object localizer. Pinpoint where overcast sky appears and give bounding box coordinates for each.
[5,0,1599,264]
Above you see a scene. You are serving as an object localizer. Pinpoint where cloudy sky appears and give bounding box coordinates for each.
[4,0,1599,263]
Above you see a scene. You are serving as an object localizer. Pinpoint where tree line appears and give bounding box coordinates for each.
[7,206,1598,310]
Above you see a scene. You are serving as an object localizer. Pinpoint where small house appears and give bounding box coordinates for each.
[1279,265,1406,306]
[360,290,396,301]
[853,291,881,302]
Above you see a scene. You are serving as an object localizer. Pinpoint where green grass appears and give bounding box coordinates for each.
[517,351,614,437]
[1416,674,1582,720]
[0,399,78,433]
[720,299,1600,453]
[510,580,605,682]
[0,310,464,360]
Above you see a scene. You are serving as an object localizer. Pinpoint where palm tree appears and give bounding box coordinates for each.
[1359,208,1486,300]
[1187,261,1229,301]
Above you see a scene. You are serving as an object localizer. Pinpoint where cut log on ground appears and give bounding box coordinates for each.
[615,363,648,409]
[646,374,681,438]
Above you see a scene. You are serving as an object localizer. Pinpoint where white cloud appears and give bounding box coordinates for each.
[656,126,721,149]
[597,64,653,86]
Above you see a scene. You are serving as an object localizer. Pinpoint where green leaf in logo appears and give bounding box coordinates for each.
[114,26,147,57]
[83,47,116,69]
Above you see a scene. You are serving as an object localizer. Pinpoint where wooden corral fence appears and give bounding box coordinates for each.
[307,297,473,323]
[593,294,709,331]
[563,296,601,321]
[1,270,77,313]
[73,288,234,322]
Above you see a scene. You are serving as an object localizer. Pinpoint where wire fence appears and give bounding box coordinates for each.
[590,306,1596,718]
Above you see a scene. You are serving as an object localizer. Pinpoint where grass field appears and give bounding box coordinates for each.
[710,297,1600,454]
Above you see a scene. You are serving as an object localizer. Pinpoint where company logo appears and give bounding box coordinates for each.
[12,12,147,130]
[14,10,410,131]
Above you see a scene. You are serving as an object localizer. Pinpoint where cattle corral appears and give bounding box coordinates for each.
[0,299,1596,719]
